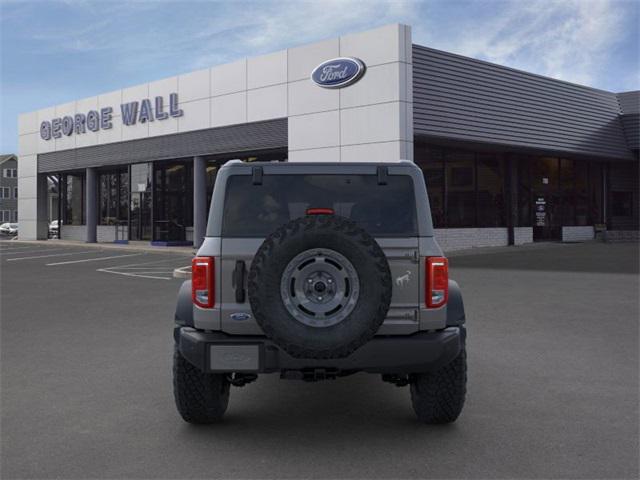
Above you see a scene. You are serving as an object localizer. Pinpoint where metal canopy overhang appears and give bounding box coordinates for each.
[37,118,287,173]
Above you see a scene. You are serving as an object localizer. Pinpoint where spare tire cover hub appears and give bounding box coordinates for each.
[280,248,360,328]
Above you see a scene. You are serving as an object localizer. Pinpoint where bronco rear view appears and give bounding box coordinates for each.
[173,161,467,424]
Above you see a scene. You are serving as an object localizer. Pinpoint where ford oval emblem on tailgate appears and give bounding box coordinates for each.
[230,312,252,321]
[311,57,366,89]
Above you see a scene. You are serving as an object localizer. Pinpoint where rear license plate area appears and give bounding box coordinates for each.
[210,345,259,371]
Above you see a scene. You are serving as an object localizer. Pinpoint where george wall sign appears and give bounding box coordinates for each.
[40,93,184,141]
[311,57,366,89]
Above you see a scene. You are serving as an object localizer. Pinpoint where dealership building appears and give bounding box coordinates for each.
[17,24,639,249]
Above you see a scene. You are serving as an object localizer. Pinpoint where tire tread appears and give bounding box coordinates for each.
[173,346,230,424]
[410,346,467,424]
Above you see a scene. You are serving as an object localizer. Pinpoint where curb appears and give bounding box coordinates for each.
[5,239,194,256]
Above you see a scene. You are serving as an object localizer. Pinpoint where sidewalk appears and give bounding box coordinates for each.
[8,238,583,257]
[444,240,585,257]
[6,239,195,256]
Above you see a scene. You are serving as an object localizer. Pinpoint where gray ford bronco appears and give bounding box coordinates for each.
[174,160,467,424]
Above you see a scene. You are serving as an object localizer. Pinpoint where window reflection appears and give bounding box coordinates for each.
[62,173,85,225]
[98,169,128,225]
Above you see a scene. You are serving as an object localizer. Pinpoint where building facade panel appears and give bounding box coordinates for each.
[210,92,246,128]
[175,98,208,133]
[287,79,339,116]
[36,119,288,172]
[288,110,340,151]
[288,37,340,82]
[178,68,210,103]
[14,23,637,247]
[211,58,246,96]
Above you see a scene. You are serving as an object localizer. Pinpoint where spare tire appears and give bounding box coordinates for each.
[248,214,392,359]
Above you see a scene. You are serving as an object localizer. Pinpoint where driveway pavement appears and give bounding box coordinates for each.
[1,240,638,479]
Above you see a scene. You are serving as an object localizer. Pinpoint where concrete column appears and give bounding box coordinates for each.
[85,167,97,243]
[36,174,49,239]
[193,156,207,248]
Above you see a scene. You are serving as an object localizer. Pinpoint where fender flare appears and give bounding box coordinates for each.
[447,279,466,326]
[174,280,193,328]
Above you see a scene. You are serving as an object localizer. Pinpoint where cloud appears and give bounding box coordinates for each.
[2,0,638,153]
[188,0,418,69]
[414,0,637,89]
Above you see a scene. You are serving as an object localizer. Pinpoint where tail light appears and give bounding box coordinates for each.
[306,208,335,215]
[192,257,215,308]
[426,257,448,308]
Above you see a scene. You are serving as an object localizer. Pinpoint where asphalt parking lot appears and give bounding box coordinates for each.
[1,240,638,479]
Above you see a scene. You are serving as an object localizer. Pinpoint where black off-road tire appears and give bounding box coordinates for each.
[410,344,467,424]
[173,345,230,424]
[248,214,392,359]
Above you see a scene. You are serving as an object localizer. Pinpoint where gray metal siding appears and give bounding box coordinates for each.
[37,119,287,173]
[619,114,639,150]
[617,91,639,114]
[616,91,639,150]
[413,45,633,160]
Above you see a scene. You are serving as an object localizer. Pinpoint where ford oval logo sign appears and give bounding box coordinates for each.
[311,57,366,89]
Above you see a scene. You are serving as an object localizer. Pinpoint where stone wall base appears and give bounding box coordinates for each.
[604,230,640,242]
[562,226,594,242]
[434,228,511,251]
[60,225,86,241]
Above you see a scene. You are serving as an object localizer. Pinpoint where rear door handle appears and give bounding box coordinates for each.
[232,260,246,303]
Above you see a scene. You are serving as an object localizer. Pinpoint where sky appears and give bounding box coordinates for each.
[1,0,638,153]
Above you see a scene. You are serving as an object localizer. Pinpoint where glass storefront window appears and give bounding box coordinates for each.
[130,163,153,241]
[415,144,444,228]
[477,154,505,227]
[560,158,576,225]
[517,157,532,227]
[130,163,152,194]
[62,173,85,225]
[154,161,192,242]
[608,162,639,230]
[414,141,610,236]
[98,169,128,225]
[574,161,589,226]
[589,162,603,224]
[119,171,129,221]
[446,151,476,228]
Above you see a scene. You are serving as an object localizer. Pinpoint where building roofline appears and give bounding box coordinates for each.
[412,43,618,97]
[0,154,17,166]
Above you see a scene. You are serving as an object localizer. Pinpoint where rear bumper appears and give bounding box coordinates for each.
[175,326,464,374]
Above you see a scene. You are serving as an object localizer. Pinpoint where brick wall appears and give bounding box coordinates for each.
[96,225,129,243]
[562,226,594,242]
[435,228,509,251]
[514,227,533,245]
[60,225,86,241]
[605,230,640,242]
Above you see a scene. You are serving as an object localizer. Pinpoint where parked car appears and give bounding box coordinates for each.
[173,160,467,424]
[0,223,18,236]
[49,220,60,238]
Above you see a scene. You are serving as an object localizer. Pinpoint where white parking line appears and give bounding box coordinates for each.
[97,270,172,280]
[6,250,99,262]
[47,253,143,266]
[1,248,71,256]
[97,257,188,280]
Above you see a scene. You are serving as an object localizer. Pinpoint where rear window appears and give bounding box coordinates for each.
[221,174,417,237]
